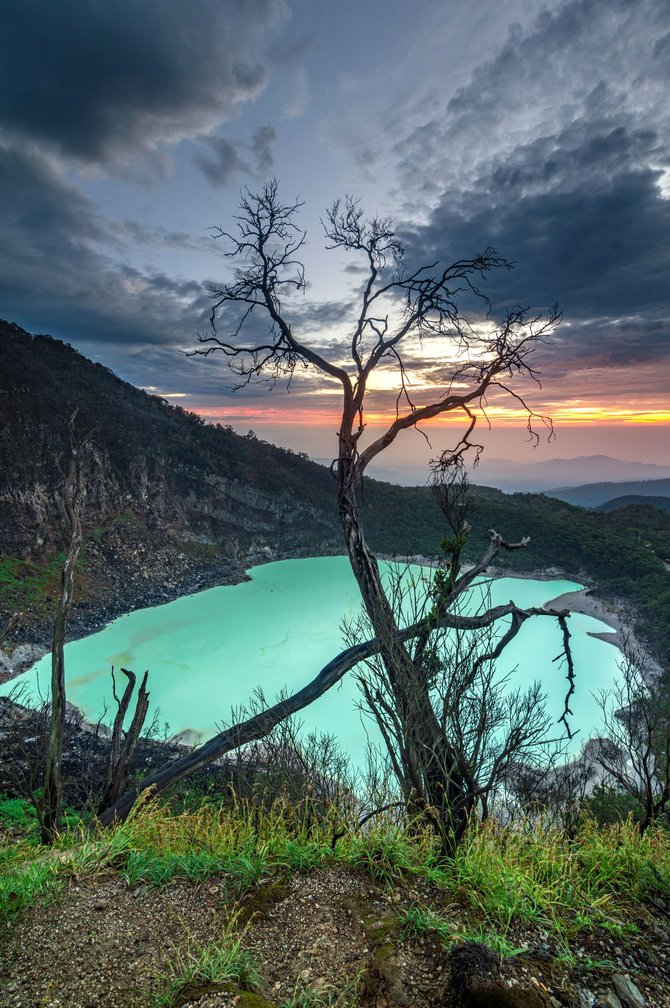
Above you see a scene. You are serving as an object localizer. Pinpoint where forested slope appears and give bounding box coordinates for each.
[362,483,670,663]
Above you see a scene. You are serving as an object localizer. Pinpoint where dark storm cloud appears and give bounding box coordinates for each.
[403,130,670,359]
[194,124,276,187]
[251,125,277,175]
[393,0,670,200]
[112,221,210,254]
[0,143,210,364]
[289,298,357,333]
[0,0,288,167]
[397,0,670,384]
[407,146,670,310]
[343,262,370,276]
[196,136,249,188]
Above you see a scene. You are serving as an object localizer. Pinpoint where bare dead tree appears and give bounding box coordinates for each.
[231,695,353,806]
[98,182,571,828]
[346,510,568,849]
[1,670,157,820]
[98,667,151,812]
[1,684,55,819]
[594,637,670,833]
[42,412,86,842]
[3,680,98,820]
[0,685,94,822]
[502,744,599,834]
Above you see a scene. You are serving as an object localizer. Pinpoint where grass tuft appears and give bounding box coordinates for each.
[399,903,452,942]
[444,815,670,946]
[277,978,360,1007]
[0,860,64,922]
[149,917,260,1007]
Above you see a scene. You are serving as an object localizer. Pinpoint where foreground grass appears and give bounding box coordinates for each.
[2,794,670,961]
[149,915,261,1008]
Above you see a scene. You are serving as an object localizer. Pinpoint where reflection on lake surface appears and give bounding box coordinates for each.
[2,556,621,766]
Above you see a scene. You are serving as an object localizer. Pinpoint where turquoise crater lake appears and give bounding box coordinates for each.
[3,557,621,765]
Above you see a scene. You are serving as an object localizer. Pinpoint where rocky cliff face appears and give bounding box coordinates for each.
[0,320,341,645]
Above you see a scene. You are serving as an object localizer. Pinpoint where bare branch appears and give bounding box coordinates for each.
[594,637,670,832]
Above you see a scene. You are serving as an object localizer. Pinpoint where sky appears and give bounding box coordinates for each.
[1,0,669,479]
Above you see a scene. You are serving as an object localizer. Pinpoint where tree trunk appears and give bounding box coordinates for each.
[0,612,22,648]
[42,455,82,843]
[337,448,470,852]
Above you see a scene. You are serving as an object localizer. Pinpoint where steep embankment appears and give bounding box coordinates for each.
[1,320,341,556]
[0,321,345,642]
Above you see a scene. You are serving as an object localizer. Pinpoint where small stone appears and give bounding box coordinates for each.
[611,975,645,1008]
[597,995,623,1008]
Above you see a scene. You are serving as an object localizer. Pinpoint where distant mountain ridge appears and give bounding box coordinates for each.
[595,495,670,514]
[549,478,670,508]
[473,455,670,493]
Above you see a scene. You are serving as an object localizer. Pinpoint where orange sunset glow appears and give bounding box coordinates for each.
[191,402,670,429]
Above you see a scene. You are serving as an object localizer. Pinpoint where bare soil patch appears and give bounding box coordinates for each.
[2,866,670,1007]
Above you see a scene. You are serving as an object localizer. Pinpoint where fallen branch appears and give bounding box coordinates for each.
[98,594,569,825]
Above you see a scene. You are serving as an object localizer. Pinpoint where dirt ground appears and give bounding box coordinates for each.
[2,865,670,1008]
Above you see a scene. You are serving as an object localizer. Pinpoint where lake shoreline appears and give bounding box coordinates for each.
[0,558,251,687]
[487,565,632,653]
[0,548,330,686]
[383,552,621,614]
[383,552,634,656]
[1,557,624,758]
[1,552,627,688]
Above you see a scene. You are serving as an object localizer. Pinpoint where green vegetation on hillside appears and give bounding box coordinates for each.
[0,552,68,608]
[549,477,670,508]
[361,484,670,664]
[596,495,670,514]
[0,322,337,511]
